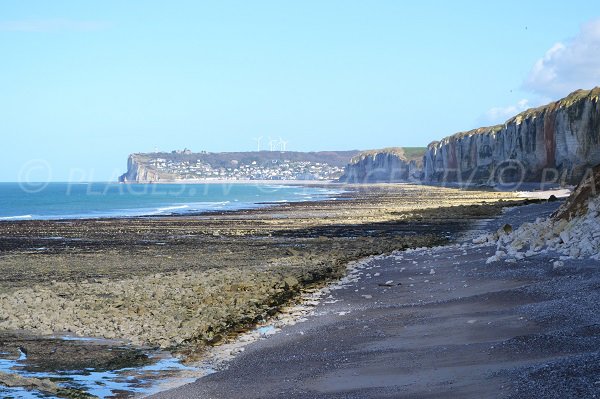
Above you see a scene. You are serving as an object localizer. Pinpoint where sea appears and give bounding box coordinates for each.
[0,182,341,221]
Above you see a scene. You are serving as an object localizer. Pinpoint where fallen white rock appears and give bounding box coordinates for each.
[487,195,600,263]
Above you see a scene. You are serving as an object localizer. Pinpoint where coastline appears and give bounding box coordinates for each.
[152,200,600,399]
[118,179,341,185]
[0,184,556,398]
[0,182,345,222]
[0,180,572,222]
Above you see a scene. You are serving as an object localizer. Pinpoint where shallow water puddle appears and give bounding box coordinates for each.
[0,321,287,398]
[0,346,199,398]
[255,325,277,335]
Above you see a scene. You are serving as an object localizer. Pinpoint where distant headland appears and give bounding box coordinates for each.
[118,150,362,183]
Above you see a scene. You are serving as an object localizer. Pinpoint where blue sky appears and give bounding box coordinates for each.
[1,1,599,181]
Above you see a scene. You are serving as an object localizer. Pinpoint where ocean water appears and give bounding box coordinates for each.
[0,182,340,221]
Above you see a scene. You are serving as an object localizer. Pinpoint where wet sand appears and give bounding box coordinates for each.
[151,201,600,398]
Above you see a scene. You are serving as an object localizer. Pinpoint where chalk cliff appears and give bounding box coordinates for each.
[343,87,600,185]
[423,87,600,184]
[339,148,425,182]
[119,154,163,183]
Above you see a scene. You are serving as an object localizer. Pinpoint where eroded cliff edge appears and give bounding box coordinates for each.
[424,87,600,184]
[340,87,600,185]
[119,154,162,183]
[339,147,425,182]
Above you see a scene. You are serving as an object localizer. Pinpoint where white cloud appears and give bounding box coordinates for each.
[524,18,600,97]
[480,99,531,125]
[480,18,600,126]
[0,19,106,32]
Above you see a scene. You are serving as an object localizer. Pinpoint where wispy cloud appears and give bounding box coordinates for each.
[479,99,531,125]
[0,18,107,32]
[524,18,600,98]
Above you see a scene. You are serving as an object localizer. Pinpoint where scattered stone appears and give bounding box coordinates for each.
[553,260,565,269]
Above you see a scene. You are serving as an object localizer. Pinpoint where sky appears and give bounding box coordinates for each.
[1,1,599,182]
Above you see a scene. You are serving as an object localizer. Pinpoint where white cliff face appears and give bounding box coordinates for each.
[423,88,600,185]
[339,150,424,183]
[119,155,160,183]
